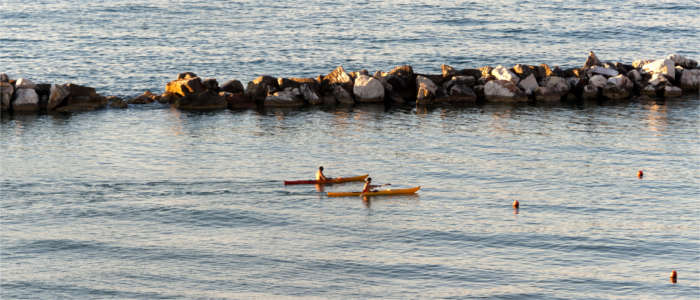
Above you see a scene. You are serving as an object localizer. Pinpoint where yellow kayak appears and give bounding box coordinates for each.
[327,186,421,197]
[284,174,368,185]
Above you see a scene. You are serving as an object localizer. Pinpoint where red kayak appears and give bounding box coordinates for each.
[284,174,368,185]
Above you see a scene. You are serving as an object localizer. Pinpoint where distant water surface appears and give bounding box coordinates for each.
[1,0,699,95]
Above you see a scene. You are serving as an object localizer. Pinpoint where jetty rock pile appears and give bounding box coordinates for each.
[1,52,698,114]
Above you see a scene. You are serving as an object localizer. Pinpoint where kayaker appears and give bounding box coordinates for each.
[361,177,380,195]
[316,166,329,181]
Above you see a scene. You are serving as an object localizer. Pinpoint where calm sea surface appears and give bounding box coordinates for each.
[2,0,700,299]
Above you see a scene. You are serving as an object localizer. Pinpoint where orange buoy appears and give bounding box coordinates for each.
[637,170,644,178]
[512,200,519,209]
[670,270,677,284]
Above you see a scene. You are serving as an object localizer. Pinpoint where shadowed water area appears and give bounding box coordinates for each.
[2,0,700,299]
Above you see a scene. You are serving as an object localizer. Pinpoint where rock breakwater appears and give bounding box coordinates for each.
[2,52,698,115]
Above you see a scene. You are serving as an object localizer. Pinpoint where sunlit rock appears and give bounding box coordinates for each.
[491,65,519,85]
[353,75,384,103]
[642,59,675,79]
[484,80,527,103]
[15,78,35,89]
[632,59,653,69]
[512,64,535,79]
[166,76,205,98]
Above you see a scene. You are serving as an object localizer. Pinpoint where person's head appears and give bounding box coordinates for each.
[366,177,372,182]
[319,166,324,171]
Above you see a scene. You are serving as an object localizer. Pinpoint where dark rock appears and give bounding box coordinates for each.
[220,91,255,109]
[0,73,8,83]
[245,75,278,102]
[174,90,227,110]
[1,82,14,112]
[436,83,477,104]
[583,51,602,69]
[220,79,245,94]
[107,96,128,109]
[332,84,354,105]
[127,91,159,104]
[387,65,416,102]
[416,75,438,105]
[54,84,107,112]
[48,84,69,111]
[201,78,219,91]
[264,88,305,107]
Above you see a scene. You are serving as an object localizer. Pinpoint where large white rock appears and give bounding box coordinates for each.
[15,78,36,89]
[679,69,700,91]
[518,74,539,95]
[48,84,70,110]
[484,80,527,103]
[491,65,519,85]
[667,53,698,69]
[589,75,608,89]
[1,81,14,111]
[353,75,384,103]
[642,59,675,79]
[12,88,39,112]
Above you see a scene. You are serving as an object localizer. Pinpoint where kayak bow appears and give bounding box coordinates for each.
[284,174,369,185]
[327,186,421,197]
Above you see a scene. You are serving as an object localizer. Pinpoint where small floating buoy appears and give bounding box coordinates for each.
[512,200,519,209]
[670,270,677,284]
[637,170,644,178]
